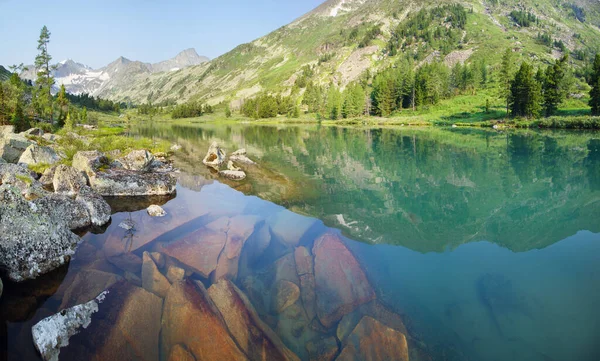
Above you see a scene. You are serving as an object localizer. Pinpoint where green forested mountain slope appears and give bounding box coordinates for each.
[97,0,600,106]
[0,66,10,81]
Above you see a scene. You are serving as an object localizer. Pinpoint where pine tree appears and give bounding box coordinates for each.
[326,87,342,120]
[81,106,88,124]
[500,48,514,117]
[56,84,69,125]
[509,62,542,118]
[589,54,600,116]
[34,26,55,123]
[543,55,568,117]
[225,104,232,118]
[64,111,74,130]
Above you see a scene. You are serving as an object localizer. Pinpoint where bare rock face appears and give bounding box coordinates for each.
[312,232,375,328]
[161,280,247,361]
[208,279,300,361]
[120,149,155,172]
[0,185,80,282]
[89,169,176,196]
[336,316,409,361]
[18,144,61,166]
[0,133,34,163]
[53,281,163,361]
[202,141,226,168]
[72,150,109,177]
[53,164,87,196]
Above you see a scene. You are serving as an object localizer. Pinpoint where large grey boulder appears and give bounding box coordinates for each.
[0,185,81,282]
[53,164,87,195]
[0,163,47,200]
[76,186,112,226]
[119,149,155,172]
[230,149,256,165]
[72,150,109,177]
[18,144,61,166]
[0,133,34,163]
[89,169,176,196]
[203,141,226,168]
[42,133,61,143]
[33,194,92,230]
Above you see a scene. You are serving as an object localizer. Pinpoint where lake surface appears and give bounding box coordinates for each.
[1,123,599,361]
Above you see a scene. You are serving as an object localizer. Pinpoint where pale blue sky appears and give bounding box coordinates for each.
[0,0,324,69]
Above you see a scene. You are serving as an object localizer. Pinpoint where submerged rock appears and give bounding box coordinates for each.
[219,169,246,180]
[202,141,226,168]
[90,169,176,196]
[54,281,163,361]
[337,316,409,361]
[273,280,300,314]
[305,337,338,361]
[142,252,171,298]
[120,149,155,172]
[147,204,167,217]
[168,345,195,361]
[0,185,80,282]
[18,144,61,166]
[313,232,375,328]
[32,291,108,361]
[161,280,247,361]
[208,279,300,361]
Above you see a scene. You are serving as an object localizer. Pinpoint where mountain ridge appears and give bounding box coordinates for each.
[19,48,209,96]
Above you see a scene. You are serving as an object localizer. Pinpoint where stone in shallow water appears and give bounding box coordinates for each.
[90,169,176,196]
[305,336,338,361]
[32,291,107,361]
[213,215,262,281]
[76,185,112,227]
[313,232,375,328]
[202,141,226,168]
[168,344,195,361]
[59,269,122,310]
[208,279,300,361]
[336,300,408,345]
[161,279,247,361]
[337,316,409,361]
[273,280,300,314]
[219,169,246,180]
[147,204,167,217]
[142,251,171,298]
[268,209,317,247]
[161,227,227,279]
[56,281,163,361]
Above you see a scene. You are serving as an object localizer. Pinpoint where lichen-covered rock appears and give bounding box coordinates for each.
[72,150,109,177]
[0,133,34,163]
[202,141,226,168]
[227,160,241,171]
[39,165,57,188]
[76,186,112,226]
[33,194,92,230]
[53,164,87,195]
[219,170,246,180]
[32,291,107,361]
[119,149,155,172]
[18,144,61,166]
[230,154,256,165]
[42,133,61,143]
[0,185,81,281]
[147,204,166,217]
[0,163,48,200]
[90,169,176,196]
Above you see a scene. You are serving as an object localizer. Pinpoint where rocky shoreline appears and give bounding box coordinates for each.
[0,125,177,285]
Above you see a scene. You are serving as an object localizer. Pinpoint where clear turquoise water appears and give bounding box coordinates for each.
[1,124,598,360]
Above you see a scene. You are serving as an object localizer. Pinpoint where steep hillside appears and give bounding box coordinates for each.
[94,0,600,106]
[0,65,10,81]
[20,48,209,96]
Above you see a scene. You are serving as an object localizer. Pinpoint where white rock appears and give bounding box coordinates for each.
[219,170,246,180]
[32,291,108,361]
[147,204,166,217]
